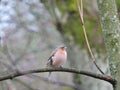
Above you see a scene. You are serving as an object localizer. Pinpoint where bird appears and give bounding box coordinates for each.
[47,46,67,79]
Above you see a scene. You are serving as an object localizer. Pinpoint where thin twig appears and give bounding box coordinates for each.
[75,0,104,74]
[0,67,116,87]
[80,0,83,17]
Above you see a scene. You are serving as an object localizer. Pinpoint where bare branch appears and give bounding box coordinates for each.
[0,67,116,87]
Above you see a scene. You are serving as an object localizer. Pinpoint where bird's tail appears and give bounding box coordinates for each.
[46,62,52,80]
[47,72,52,80]
[46,58,53,80]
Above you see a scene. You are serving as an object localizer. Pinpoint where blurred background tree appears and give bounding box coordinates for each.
[0,0,120,90]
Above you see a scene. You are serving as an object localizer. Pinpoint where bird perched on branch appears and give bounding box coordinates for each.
[47,46,67,78]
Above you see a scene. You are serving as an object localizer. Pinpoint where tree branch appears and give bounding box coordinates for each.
[0,67,116,87]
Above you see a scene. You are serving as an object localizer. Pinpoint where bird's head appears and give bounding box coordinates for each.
[58,45,67,50]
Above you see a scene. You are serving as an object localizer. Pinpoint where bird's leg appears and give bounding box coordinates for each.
[47,72,52,80]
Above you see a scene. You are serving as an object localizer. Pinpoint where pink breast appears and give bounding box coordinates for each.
[52,51,67,67]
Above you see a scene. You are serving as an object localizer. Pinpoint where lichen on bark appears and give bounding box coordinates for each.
[97,0,120,89]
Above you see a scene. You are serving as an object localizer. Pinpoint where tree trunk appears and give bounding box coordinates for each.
[97,0,120,90]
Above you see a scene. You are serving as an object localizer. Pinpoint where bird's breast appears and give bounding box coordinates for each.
[52,50,67,67]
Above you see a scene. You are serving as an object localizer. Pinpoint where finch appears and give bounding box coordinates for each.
[47,46,67,78]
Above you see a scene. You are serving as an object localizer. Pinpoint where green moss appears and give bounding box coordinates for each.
[110,39,118,47]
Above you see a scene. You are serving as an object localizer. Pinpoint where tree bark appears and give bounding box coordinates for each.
[97,0,120,90]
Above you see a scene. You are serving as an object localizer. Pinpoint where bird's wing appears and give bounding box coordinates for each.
[47,48,58,66]
[48,48,58,61]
